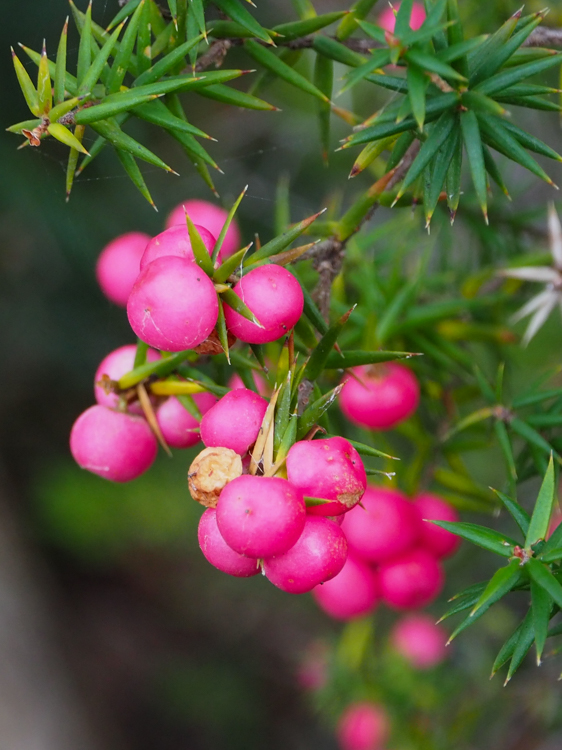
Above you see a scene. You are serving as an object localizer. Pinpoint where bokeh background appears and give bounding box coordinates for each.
[2,1,562,748]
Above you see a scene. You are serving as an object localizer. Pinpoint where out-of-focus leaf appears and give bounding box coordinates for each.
[527,558,562,610]
[460,110,488,222]
[214,0,273,44]
[115,148,156,207]
[54,19,68,106]
[213,186,247,263]
[505,610,535,684]
[424,128,459,226]
[336,0,377,41]
[407,62,428,132]
[324,350,416,369]
[525,455,556,546]
[430,520,517,556]
[511,417,558,459]
[312,35,365,67]
[476,54,562,98]
[76,1,92,87]
[314,52,333,164]
[133,99,212,139]
[531,577,552,664]
[304,308,354,381]
[273,12,347,41]
[500,120,562,164]
[65,124,85,200]
[340,48,392,95]
[470,560,522,619]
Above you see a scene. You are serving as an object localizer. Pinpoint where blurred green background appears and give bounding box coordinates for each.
[3,1,562,748]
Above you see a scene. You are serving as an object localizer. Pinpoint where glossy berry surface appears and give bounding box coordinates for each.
[216,475,306,558]
[198,508,260,577]
[263,517,348,593]
[96,231,150,307]
[342,486,421,563]
[70,405,157,482]
[166,199,241,258]
[127,255,218,352]
[200,388,268,456]
[286,437,367,516]
[223,265,304,344]
[413,493,461,559]
[391,613,448,669]
[156,392,217,449]
[378,549,444,610]
[339,363,420,430]
[313,554,380,620]
[94,344,160,412]
[336,702,390,750]
[140,223,216,271]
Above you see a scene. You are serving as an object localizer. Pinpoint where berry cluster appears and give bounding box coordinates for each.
[313,488,460,619]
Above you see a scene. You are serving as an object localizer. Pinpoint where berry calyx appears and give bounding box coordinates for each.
[127,255,219,352]
[216,475,306,558]
[198,508,260,577]
[95,231,150,307]
[70,405,157,482]
[339,363,420,431]
[263,516,348,593]
[223,265,304,344]
[286,437,367,516]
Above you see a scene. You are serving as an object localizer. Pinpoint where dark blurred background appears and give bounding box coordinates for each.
[2,1,562,748]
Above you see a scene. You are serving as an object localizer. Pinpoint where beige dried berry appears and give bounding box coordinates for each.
[188,446,243,508]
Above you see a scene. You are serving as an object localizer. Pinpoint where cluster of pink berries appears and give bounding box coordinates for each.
[313,488,460,618]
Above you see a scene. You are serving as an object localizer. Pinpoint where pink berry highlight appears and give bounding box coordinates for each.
[95,231,150,307]
[379,549,444,610]
[216,475,306,558]
[70,405,157,482]
[127,255,219,352]
[390,613,448,669]
[263,517,348,594]
[198,508,260,577]
[140,224,217,271]
[378,1,426,33]
[156,391,217,449]
[339,363,420,430]
[286,437,367,516]
[342,486,421,563]
[94,344,160,412]
[336,702,390,750]
[200,388,268,455]
[313,554,380,621]
[413,493,461,559]
[223,265,304,344]
[166,199,241,258]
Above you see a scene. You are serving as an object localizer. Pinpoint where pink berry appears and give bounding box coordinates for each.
[127,255,218,352]
[339,364,420,431]
[156,391,217,449]
[548,506,562,538]
[95,231,150,307]
[342,486,421,563]
[378,549,444,610]
[286,437,367,516]
[336,702,390,750]
[198,508,260,577]
[263,517,348,593]
[166,199,241,258]
[390,613,448,669]
[228,371,270,397]
[94,344,160,412]
[223,265,304,344]
[313,554,380,621]
[200,388,268,456]
[140,224,217,272]
[216,475,306,558]
[70,405,157,482]
[378,1,426,33]
[413,493,461,559]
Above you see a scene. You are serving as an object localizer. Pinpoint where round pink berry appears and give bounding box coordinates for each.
[378,1,426,32]
[312,554,380,621]
[336,702,390,750]
[70,405,157,482]
[263,517,348,593]
[413,493,461,559]
[127,255,219,352]
[216,475,306,558]
[140,224,217,272]
[166,199,241,258]
[286,437,367,516]
[156,392,217,449]
[390,613,448,669]
[341,486,421,563]
[94,344,160,412]
[339,364,420,431]
[200,388,268,456]
[95,231,150,307]
[198,508,260,577]
[223,265,304,344]
[378,549,444,610]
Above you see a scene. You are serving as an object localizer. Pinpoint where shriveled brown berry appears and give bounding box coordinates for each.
[188,446,243,508]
